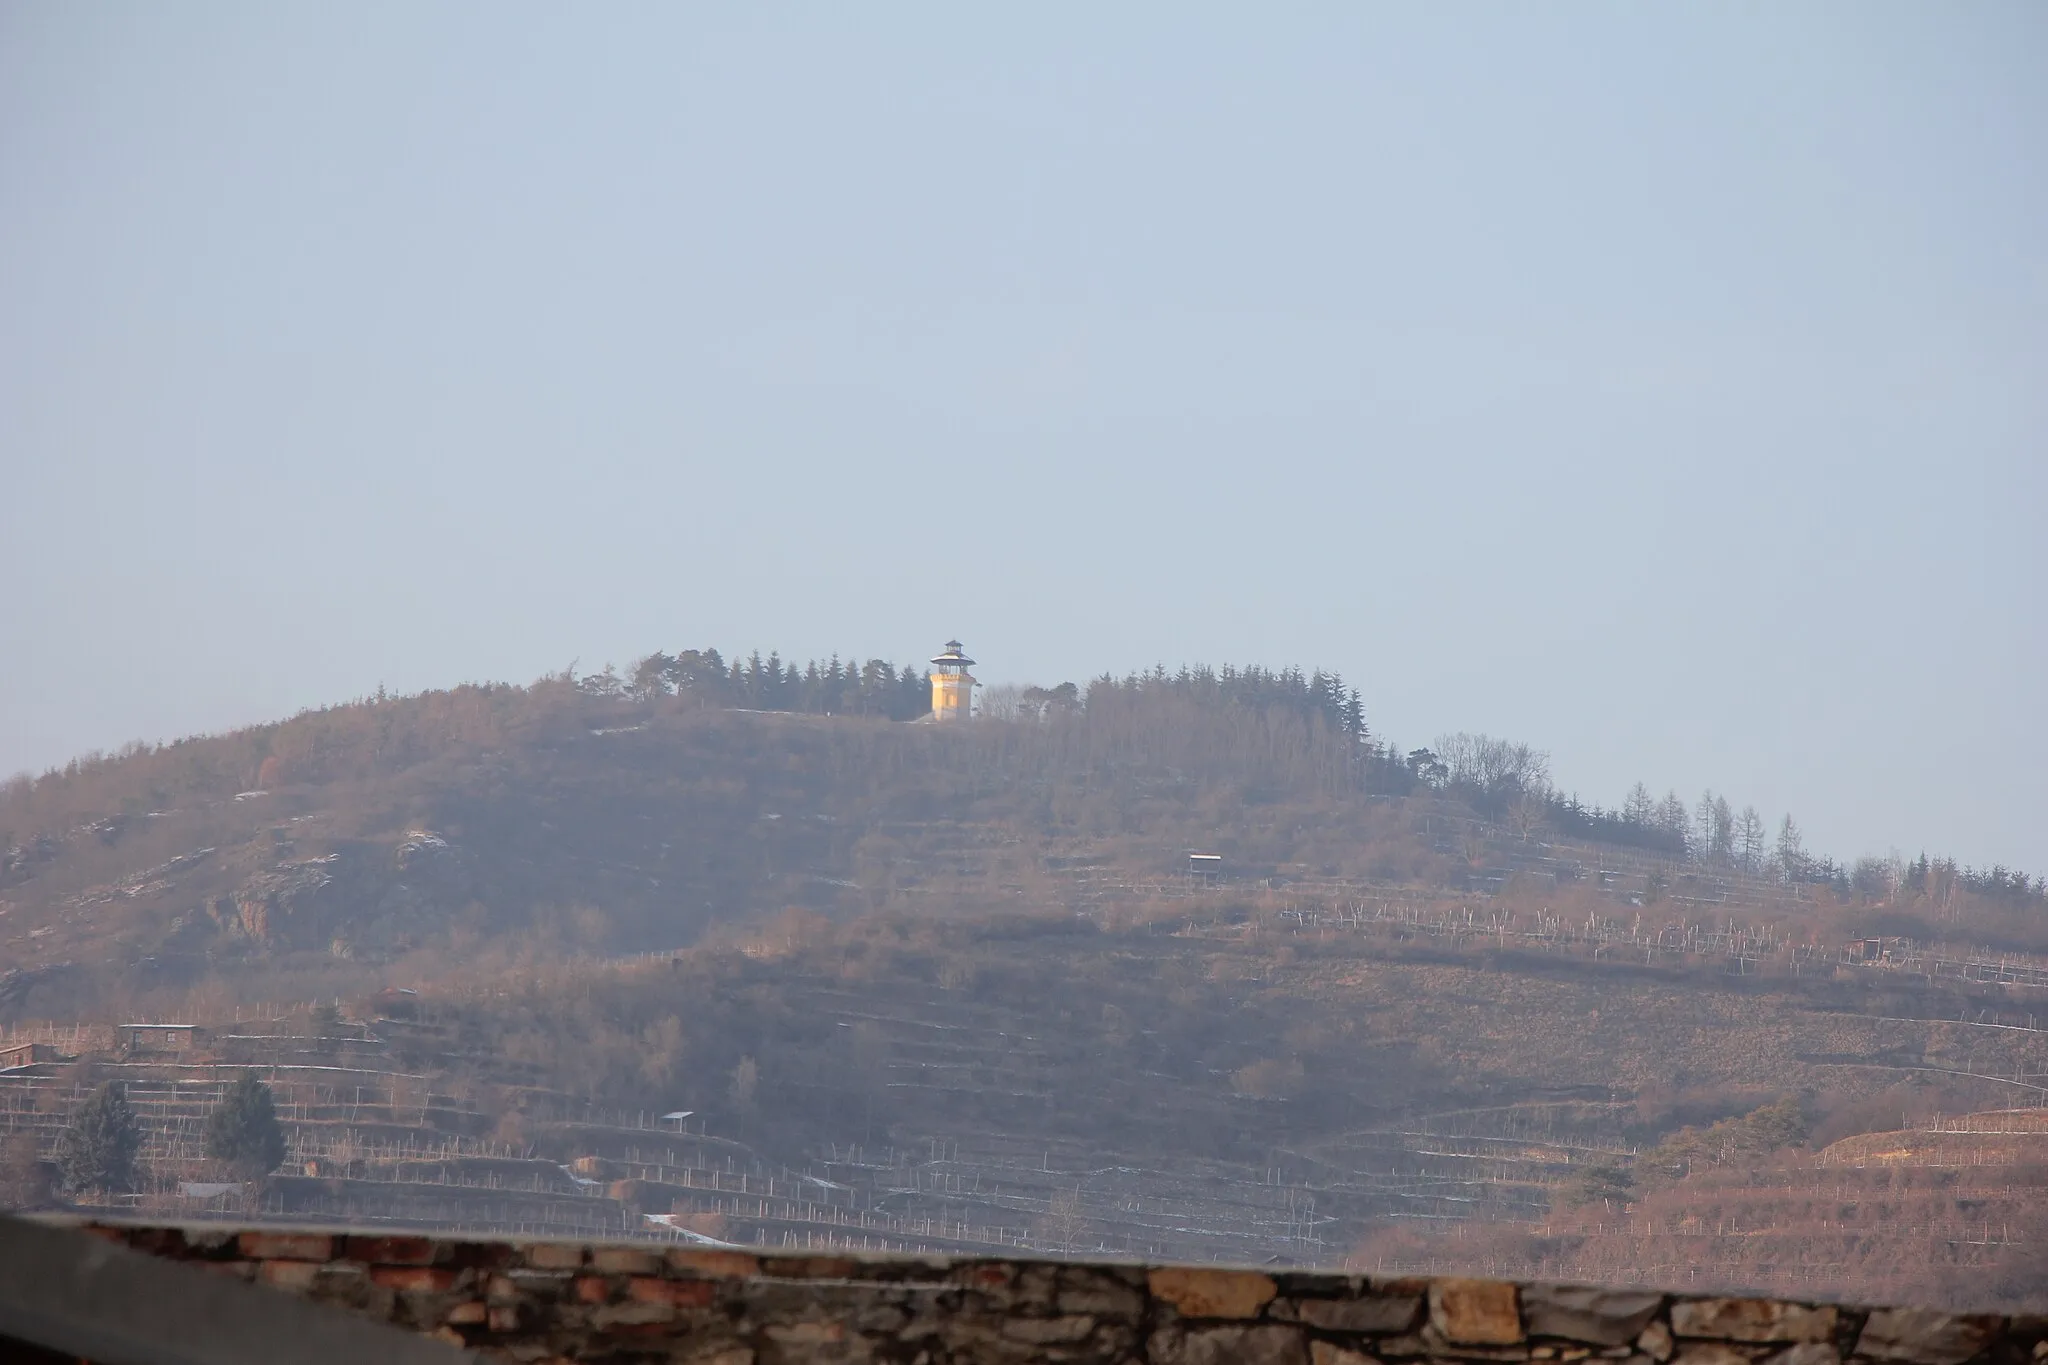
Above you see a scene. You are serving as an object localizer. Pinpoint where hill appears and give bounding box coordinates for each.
[2,653,2045,1309]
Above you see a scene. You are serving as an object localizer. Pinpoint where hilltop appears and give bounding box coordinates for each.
[6,653,2039,995]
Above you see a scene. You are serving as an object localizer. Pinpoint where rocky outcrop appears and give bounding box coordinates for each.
[193,830,476,957]
[225,855,340,942]
[62,1221,2048,1365]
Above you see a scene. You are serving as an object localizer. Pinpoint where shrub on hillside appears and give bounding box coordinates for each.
[1563,1162,1634,1210]
[1231,1056,1306,1099]
[0,1131,53,1208]
[58,1082,141,1195]
[1643,1096,1808,1182]
[204,1072,287,1180]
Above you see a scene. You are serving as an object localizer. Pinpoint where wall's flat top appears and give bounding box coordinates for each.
[54,1220,2048,1365]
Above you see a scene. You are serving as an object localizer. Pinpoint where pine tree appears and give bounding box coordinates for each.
[58,1081,142,1195]
[1657,791,1692,853]
[1341,688,1366,741]
[204,1071,288,1181]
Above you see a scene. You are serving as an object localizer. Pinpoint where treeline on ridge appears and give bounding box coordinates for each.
[599,649,936,721]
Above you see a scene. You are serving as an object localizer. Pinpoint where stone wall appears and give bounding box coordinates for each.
[71,1221,2048,1365]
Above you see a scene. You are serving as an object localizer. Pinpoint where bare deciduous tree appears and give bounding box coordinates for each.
[977,683,1023,722]
[1734,806,1767,871]
[1508,791,1550,841]
[1036,1186,1090,1253]
[1433,733,1551,801]
[1695,792,1735,864]
[728,1056,758,1111]
[639,1016,685,1089]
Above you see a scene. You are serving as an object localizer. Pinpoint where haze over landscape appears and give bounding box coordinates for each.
[3,2,2047,1332]
[4,4,2044,871]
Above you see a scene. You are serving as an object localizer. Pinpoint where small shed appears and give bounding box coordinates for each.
[118,1023,205,1054]
[178,1181,241,1201]
[1188,852,1224,884]
[370,987,420,1020]
[0,1041,54,1069]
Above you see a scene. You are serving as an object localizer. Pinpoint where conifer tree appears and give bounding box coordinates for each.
[204,1071,288,1181]
[1776,815,1809,882]
[58,1081,142,1195]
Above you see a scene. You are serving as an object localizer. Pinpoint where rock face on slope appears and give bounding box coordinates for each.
[219,856,340,943]
[0,708,904,986]
[192,831,477,958]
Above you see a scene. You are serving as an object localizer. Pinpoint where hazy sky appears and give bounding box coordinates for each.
[3,5,2043,871]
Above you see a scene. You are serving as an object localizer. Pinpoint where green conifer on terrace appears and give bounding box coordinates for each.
[58,1081,142,1195]
[204,1071,288,1181]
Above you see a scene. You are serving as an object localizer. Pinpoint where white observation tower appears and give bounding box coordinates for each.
[928,640,976,723]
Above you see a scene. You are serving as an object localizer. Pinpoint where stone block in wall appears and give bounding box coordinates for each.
[1433,1279,1526,1345]
[1672,1345,1752,1365]
[1759,1343,1841,1365]
[685,1350,754,1365]
[591,1246,663,1275]
[667,1247,763,1279]
[487,1268,573,1302]
[300,1260,376,1311]
[1671,1299,1838,1343]
[591,1297,675,1329]
[762,1255,863,1279]
[1151,1321,1310,1365]
[1378,1325,1532,1361]
[519,1240,587,1270]
[1522,1286,1664,1346]
[258,1258,323,1291]
[1054,1266,1148,1321]
[237,1230,333,1261]
[627,1276,717,1308]
[344,1235,442,1266]
[1856,1308,1999,1365]
[1272,1291,1424,1333]
[956,1260,1064,1315]
[998,1313,1098,1344]
[1149,1267,1281,1319]
[370,1265,460,1293]
[1313,1343,1382,1365]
